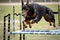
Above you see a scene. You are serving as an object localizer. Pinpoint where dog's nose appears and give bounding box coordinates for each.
[22,14,24,16]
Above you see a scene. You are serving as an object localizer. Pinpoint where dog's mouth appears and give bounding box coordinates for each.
[22,13,30,18]
[22,12,27,17]
[22,10,29,17]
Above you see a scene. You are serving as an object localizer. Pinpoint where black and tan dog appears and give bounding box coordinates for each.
[22,0,56,28]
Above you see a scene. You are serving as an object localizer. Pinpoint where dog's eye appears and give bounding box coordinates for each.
[26,8,29,10]
[22,8,29,10]
[26,8,28,10]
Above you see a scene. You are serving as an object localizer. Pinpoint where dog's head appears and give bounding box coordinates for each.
[22,0,30,17]
[22,4,30,17]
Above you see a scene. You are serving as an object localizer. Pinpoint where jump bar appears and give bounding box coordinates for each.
[9,30,60,35]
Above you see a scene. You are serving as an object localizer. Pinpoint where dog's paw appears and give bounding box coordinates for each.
[23,25,27,28]
[53,25,56,28]
[50,24,52,26]
[29,25,32,28]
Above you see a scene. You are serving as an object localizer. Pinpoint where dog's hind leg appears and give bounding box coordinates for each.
[44,14,56,27]
[53,21,56,27]
[52,18,56,27]
[51,16,56,27]
[47,19,52,26]
[44,14,52,26]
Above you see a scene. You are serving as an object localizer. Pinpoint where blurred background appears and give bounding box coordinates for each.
[0,0,60,3]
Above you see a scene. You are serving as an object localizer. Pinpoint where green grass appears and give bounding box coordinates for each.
[0,5,21,21]
[0,4,60,40]
[43,4,58,12]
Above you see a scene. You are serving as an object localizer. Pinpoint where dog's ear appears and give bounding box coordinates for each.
[21,0,24,7]
[26,0,29,5]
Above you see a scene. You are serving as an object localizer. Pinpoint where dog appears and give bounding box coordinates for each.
[22,0,56,28]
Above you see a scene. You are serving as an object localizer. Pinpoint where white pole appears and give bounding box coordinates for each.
[10,30,60,34]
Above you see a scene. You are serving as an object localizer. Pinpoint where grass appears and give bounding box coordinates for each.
[0,4,60,40]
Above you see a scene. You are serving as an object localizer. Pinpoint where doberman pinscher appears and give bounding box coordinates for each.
[22,0,56,28]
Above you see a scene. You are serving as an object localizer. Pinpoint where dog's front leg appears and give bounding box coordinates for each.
[29,20,33,28]
[23,20,27,28]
